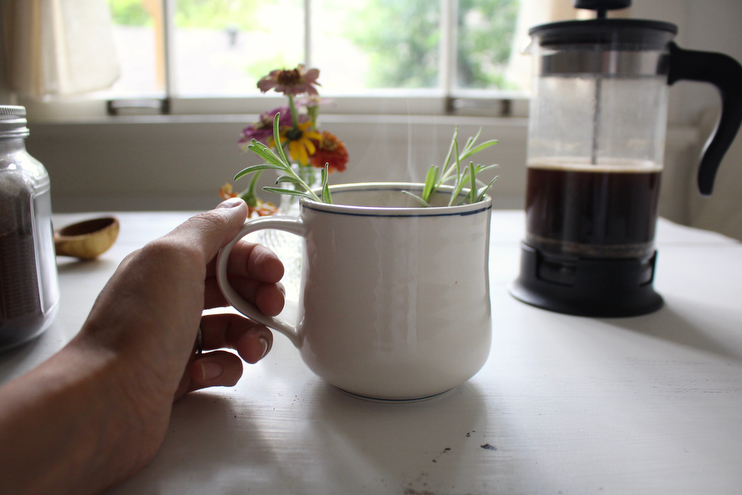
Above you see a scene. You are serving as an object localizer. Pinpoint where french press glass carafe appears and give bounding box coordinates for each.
[510,0,742,317]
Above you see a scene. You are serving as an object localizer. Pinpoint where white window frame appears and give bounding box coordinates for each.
[20,0,531,121]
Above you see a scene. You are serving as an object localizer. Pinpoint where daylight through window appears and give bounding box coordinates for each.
[105,0,524,101]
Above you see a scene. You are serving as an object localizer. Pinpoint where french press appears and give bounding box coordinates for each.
[510,0,742,317]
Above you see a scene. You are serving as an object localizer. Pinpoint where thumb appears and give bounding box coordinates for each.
[169,198,249,265]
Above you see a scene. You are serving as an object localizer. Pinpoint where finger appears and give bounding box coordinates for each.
[200,313,274,364]
[165,198,248,266]
[204,276,285,316]
[206,240,284,284]
[188,351,244,393]
[234,326,274,364]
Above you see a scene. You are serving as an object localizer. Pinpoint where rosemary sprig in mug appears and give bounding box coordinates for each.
[404,125,499,206]
[234,114,499,206]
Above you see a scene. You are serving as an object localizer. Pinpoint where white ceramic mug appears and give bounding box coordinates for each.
[216,183,493,401]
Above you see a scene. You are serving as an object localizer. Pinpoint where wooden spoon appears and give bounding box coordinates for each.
[54,217,120,260]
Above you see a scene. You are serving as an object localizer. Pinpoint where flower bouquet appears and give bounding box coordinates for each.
[220,64,349,218]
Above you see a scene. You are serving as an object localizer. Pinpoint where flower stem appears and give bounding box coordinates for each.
[237,170,262,207]
[288,95,299,128]
[307,104,319,132]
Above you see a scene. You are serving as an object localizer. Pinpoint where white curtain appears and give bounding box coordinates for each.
[1,0,120,99]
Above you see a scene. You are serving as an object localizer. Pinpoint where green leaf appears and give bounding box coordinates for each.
[469,162,477,204]
[439,130,462,187]
[263,187,315,200]
[272,113,291,166]
[477,175,499,202]
[247,141,286,169]
[473,164,499,174]
[461,127,483,155]
[462,136,475,155]
[401,190,431,207]
[450,137,461,188]
[449,171,472,206]
[321,165,333,204]
[422,165,439,202]
[439,125,458,180]
[460,139,498,161]
[275,175,302,185]
[234,163,283,181]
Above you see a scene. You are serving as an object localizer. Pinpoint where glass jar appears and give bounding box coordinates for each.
[0,105,59,351]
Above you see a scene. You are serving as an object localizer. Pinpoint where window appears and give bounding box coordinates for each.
[102,0,527,116]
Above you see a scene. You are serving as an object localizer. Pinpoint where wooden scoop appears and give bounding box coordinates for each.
[54,217,120,260]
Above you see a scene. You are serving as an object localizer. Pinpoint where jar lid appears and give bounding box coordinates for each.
[0,105,30,139]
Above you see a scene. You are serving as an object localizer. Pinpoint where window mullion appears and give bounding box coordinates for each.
[304,0,312,67]
[440,0,457,97]
[163,0,177,99]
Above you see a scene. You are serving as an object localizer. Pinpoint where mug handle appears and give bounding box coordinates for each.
[216,216,307,348]
[668,42,742,196]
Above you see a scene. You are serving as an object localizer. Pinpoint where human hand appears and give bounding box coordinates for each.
[0,198,285,494]
[75,198,283,477]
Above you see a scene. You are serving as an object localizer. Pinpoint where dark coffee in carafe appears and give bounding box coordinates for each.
[525,160,662,260]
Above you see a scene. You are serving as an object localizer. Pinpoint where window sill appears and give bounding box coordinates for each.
[22,92,531,122]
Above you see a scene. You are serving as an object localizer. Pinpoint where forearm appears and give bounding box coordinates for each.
[0,341,163,495]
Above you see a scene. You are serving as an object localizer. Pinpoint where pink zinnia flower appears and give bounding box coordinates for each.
[238,107,305,149]
[257,64,321,96]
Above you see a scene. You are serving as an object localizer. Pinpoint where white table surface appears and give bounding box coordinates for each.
[2,211,742,494]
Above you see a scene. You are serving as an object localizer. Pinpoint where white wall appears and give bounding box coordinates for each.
[25,115,529,212]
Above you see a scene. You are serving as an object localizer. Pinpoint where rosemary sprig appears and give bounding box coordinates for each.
[403,126,499,207]
[234,113,331,204]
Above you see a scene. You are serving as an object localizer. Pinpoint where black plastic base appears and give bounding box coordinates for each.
[510,243,663,318]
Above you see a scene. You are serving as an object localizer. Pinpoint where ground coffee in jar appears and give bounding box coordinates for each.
[0,105,59,351]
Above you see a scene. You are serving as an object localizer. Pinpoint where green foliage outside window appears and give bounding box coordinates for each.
[107,0,150,26]
[174,0,262,30]
[107,0,262,30]
[344,0,440,88]
[457,0,520,89]
[346,0,520,90]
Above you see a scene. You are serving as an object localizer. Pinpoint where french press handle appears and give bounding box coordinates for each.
[668,42,742,196]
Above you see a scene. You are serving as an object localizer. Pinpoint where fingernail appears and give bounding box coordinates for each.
[259,337,270,359]
[217,197,244,209]
[200,361,224,381]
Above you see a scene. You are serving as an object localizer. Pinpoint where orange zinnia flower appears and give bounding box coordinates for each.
[310,131,349,173]
[219,183,276,218]
[249,200,277,218]
[219,183,238,200]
